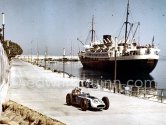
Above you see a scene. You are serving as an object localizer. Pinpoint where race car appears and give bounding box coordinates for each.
[79,80,98,89]
[66,87,109,111]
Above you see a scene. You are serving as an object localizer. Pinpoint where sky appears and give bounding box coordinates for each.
[0,0,166,57]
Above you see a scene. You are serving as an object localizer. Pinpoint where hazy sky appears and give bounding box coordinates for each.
[0,0,166,57]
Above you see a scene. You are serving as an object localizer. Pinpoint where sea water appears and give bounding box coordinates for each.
[41,59,166,89]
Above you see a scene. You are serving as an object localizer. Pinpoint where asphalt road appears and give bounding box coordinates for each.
[8,59,166,125]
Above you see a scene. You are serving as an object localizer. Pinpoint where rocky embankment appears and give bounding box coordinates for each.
[0,100,65,125]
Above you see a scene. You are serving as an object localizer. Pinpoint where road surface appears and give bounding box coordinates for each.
[8,59,166,125]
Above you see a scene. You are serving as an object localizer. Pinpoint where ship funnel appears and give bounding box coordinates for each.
[103,35,112,43]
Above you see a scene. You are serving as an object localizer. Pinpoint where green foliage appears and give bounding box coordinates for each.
[0,28,23,60]
[2,40,23,60]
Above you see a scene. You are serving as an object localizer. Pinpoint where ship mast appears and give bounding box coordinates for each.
[91,15,95,42]
[125,0,130,43]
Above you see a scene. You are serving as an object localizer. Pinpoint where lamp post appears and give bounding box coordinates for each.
[36,42,39,66]
[30,41,33,63]
[2,13,5,43]
[63,48,65,78]
[114,37,117,83]
[114,37,117,93]
[44,46,47,70]
[2,12,10,58]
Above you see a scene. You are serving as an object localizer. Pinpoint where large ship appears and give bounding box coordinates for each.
[78,0,160,74]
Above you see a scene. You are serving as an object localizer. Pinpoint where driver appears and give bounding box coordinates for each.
[72,87,81,95]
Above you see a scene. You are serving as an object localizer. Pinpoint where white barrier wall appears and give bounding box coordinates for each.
[0,42,9,114]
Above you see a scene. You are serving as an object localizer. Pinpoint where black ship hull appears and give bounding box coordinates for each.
[79,58,158,74]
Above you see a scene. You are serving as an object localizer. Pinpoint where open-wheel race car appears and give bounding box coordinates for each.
[79,79,98,89]
[66,87,110,111]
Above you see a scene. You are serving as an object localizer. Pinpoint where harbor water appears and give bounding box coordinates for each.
[40,59,166,89]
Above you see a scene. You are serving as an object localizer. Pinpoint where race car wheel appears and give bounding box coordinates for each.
[79,81,82,87]
[102,97,109,110]
[83,81,86,87]
[66,93,72,105]
[80,98,88,111]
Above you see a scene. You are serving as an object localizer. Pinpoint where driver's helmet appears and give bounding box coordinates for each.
[72,87,81,95]
[76,87,81,95]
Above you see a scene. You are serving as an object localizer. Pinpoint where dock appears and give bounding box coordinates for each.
[17,55,80,62]
[8,59,166,125]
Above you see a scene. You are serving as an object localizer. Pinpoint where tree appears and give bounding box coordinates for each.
[0,28,23,60]
[2,40,23,60]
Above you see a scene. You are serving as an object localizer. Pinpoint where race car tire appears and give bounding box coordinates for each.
[80,98,88,111]
[66,93,72,105]
[102,97,109,110]
[79,81,82,87]
[83,81,86,87]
